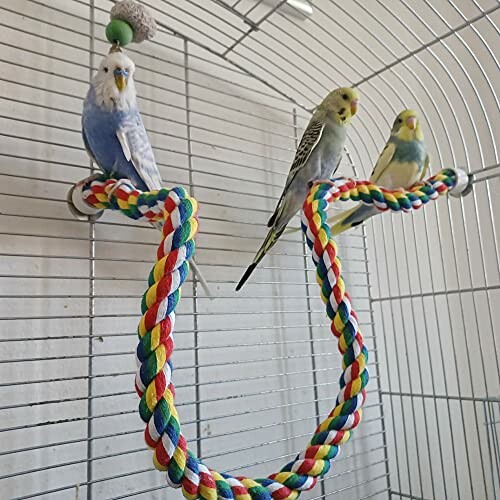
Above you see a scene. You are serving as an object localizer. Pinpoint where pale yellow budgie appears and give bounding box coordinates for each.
[236,87,360,290]
[327,109,429,236]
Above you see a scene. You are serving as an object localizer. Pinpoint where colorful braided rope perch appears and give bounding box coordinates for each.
[73,167,469,499]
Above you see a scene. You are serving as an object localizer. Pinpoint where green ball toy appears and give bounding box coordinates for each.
[106,19,134,47]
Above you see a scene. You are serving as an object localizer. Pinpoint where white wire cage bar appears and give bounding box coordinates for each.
[0,1,498,499]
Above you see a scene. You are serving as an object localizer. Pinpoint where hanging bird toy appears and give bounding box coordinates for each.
[107,0,157,46]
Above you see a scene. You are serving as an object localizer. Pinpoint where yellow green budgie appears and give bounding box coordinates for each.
[327,109,429,236]
[236,87,360,291]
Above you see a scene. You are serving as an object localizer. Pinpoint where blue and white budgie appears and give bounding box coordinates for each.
[82,49,161,192]
[327,109,429,235]
[82,48,211,296]
[235,87,360,291]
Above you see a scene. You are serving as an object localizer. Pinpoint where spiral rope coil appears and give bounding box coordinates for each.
[79,168,461,500]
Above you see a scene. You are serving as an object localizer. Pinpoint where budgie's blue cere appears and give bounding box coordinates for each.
[82,50,162,192]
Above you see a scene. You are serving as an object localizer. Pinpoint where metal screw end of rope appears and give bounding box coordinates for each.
[448,168,473,198]
[67,181,104,220]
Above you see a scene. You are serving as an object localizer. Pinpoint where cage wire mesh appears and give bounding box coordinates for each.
[0,0,498,499]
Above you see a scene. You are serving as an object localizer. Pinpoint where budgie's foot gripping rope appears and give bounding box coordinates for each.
[73,168,470,499]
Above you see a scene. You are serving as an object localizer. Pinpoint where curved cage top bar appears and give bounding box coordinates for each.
[142,0,499,173]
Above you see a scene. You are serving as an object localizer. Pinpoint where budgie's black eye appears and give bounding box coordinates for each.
[342,94,348,100]
[397,118,403,124]
[104,67,109,73]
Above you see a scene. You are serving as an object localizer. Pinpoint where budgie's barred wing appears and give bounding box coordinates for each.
[369,141,396,183]
[116,110,163,191]
[268,119,325,227]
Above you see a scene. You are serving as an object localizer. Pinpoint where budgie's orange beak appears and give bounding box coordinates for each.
[406,116,417,130]
[351,98,359,116]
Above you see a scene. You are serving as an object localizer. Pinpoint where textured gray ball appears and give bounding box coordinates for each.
[110,0,157,44]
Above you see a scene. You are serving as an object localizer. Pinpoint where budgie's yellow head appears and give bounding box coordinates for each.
[391,110,424,141]
[319,87,360,125]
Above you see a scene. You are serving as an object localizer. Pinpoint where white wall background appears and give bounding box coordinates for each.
[0,1,497,500]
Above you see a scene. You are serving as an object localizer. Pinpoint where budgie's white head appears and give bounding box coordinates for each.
[92,51,137,110]
[317,87,360,125]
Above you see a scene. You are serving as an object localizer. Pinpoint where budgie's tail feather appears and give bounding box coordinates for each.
[328,203,378,236]
[267,213,276,228]
[150,221,213,298]
[236,262,258,292]
[236,225,285,291]
[267,204,281,227]
[267,193,285,228]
